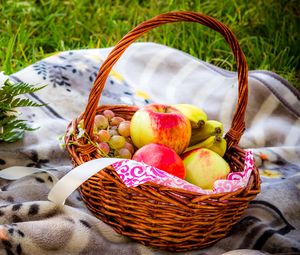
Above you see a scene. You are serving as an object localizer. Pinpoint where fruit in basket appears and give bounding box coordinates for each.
[89,112,135,159]
[124,141,135,154]
[116,148,132,159]
[130,104,191,154]
[182,148,230,189]
[189,120,224,146]
[109,135,126,149]
[103,109,115,120]
[98,130,111,142]
[110,116,126,126]
[94,114,109,130]
[98,142,110,155]
[184,135,227,157]
[132,143,186,179]
[172,103,207,128]
[118,121,131,137]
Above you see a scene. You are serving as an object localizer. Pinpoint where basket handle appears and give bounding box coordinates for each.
[83,11,248,148]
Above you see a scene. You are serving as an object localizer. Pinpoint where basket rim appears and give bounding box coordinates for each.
[81,159,260,197]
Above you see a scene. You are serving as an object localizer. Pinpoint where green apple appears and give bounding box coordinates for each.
[182,148,230,190]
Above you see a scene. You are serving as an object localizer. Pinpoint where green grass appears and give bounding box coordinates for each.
[0,0,299,89]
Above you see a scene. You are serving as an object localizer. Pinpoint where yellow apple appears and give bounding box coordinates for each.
[182,148,230,189]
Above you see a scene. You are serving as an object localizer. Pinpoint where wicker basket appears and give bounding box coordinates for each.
[65,12,261,252]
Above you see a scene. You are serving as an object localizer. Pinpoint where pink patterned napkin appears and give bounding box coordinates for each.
[112,150,254,194]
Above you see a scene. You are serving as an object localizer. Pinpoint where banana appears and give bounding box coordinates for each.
[209,136,227,157]
[184,135,227,157]
[189,120,224,146]
[185,135,216,153]
[172,104,207,128]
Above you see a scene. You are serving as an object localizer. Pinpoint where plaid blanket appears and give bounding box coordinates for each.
[0,42,299,255]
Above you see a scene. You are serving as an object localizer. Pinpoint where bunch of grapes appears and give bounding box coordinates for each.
[91,109,135,159]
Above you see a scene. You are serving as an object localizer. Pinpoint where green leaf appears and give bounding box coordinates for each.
[0,130,25,143]
[0,79,46,143]
[0,118,38,143]
[10,97,45,108]
[0,115,17,126]
[1,80,47,98]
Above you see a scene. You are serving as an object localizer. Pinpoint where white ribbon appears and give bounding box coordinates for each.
[0,166,58,181]
[0,158,124,206]
[47,158,124,206]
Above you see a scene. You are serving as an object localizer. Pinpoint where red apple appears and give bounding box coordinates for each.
[132,143,186,179]
[130,104,191,154]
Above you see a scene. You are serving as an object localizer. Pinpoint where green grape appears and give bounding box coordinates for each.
[98,142,110,155]
[109,135,126,149]
[103,109,115,120]
[94,115,109,130]
[110,116,125,126]
[98,130,111,142]
[118,121,131,137]
[117,148,132,159]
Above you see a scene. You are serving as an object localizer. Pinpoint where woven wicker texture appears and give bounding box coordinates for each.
[65,12,260,252]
